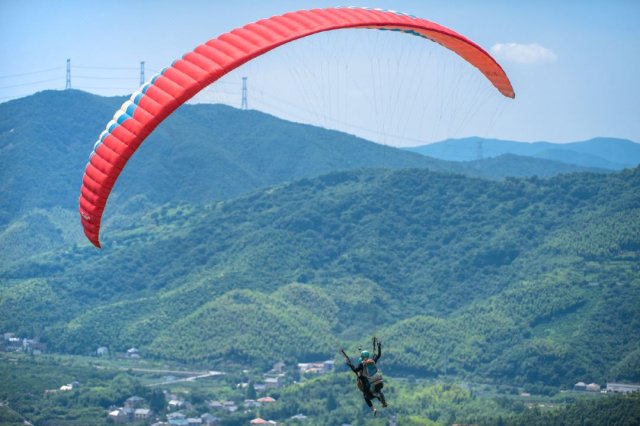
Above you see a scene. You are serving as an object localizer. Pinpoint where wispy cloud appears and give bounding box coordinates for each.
[491,43,557,64]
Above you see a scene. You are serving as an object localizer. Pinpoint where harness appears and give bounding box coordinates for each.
[361,358,383,390]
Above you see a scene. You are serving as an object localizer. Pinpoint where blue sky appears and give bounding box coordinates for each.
[1,0,638,146]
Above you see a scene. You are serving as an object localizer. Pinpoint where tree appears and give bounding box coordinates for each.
[326,393,337,411]
[247,382,257,400]
[149,389,165,413]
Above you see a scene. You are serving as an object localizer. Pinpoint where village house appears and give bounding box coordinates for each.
[5,335,22,351]
[297,359,334,375]
[264,377,283,388]
[263,362,287,380]
[167,412,188,426]
[23,338,46,354]
[271,361,286,374]
[606,382,640,393]
[168,398,185,411]
[59,381,80,392]
[208,401,223,411]
[200,413,221,426]
[244,399,262,409]
[108,408,130,424]
[97,346,109,356]
[250,418,277,425]
[126,347,141,358]
[125,396,145,409]
[187,417,202,425]
[135,408,152,421]
[207,400,237,412]
[256,396,276,404]
[222,400,238,412]
[573,381,587,391]
[586,383,600,392]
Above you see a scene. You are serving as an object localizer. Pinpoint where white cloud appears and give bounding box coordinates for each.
[491,43,557,64]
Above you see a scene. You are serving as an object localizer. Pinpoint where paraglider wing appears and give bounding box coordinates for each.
[79,7,515,248]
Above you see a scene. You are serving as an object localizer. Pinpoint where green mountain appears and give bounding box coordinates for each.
[0,89,455,221]
[2,90,638,390]
[406,136,640,170]
[1,166,638,387]
[1,90,603,264]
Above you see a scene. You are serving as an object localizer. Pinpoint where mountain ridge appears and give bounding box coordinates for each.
[406,136,640,169]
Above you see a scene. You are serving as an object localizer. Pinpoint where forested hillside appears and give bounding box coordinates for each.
[0,91,609,264]
[1,90,639,425]
[2,166,638,387]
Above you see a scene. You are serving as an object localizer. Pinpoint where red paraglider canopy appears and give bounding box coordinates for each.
[79,6,515,248]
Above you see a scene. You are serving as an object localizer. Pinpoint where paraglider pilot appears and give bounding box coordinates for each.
[342,337,387,415]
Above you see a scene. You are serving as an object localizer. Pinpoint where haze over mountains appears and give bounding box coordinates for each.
[0,90,639,391]
[406,136,640,170]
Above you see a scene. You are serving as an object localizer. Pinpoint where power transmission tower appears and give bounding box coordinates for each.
[476,139,484,160]
[140,61,145,85]
[65,59,71,89]
[241,76,248,110]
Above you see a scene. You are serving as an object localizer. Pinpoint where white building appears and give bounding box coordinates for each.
[168,399,185,410]
[606,383,640,393]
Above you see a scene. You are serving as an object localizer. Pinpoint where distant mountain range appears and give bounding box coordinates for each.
[406,136,640,170]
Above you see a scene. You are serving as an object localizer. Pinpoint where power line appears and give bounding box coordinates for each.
[0,67,63,79]
[250,83,429,145]
[74,86,135,91]
[0,77,61,89]
[74,65,138,70]
[74,75,138,80]
[0,93,37,101]
[0,61,427,147]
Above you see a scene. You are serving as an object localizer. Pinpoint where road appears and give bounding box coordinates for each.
[147,370,225,386]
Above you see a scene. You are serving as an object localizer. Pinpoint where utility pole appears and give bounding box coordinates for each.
[65,59,71,90]
[140,61,145,85]
[241,76,248,110]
